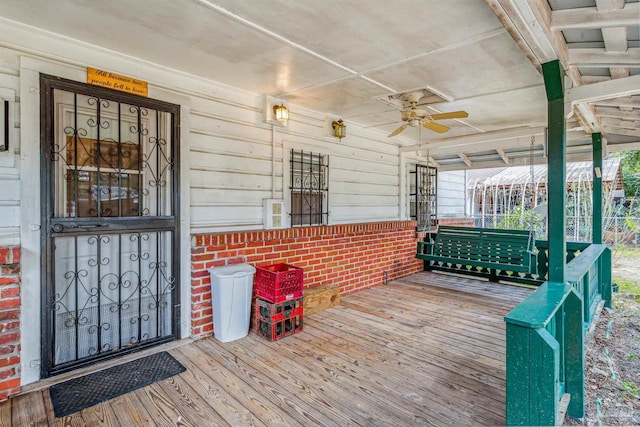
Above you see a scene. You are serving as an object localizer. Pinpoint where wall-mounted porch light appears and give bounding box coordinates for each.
[273,103,289,124]
[332,119,346,141]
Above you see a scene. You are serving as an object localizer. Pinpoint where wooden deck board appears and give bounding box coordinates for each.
[3,271,532,426]
[175,344,300,426]
[0,396,10,427]
[292,321,505,425]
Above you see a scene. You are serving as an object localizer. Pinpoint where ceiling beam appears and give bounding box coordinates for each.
[496,148,510,164]
[607,141,640,152]
[568,48,640,68]
[428,139,540,157]
[609,67,630,79]
[566,74,640,105]
[427,135,588,158]
[437,150,601,171]
[601,118,640,130]
[594,96,640,108]
[484,0,582,85]
[400,126,547,153]
[458,153,472,167]
[596,0,626,9]
[596,0,630,79]
[603,127,640,138]
[596,107,640,120]
[601,28,628,53]
[574,102,601,133]
[581,76,611,84]
[551,3,640,30]
[483,0,556,67]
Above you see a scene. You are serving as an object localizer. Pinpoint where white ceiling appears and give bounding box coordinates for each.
[0,0,638,169]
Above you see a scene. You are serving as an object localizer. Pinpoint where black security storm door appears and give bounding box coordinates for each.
[40,75,180,377]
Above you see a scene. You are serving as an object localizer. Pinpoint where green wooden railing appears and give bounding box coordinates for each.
[534,240,590,281]
[565,244,613,324]
[504,244,612,426]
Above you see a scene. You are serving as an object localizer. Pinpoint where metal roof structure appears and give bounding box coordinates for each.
[467,157,623,187]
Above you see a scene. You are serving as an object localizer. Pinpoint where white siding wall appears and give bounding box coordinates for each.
[186,92,400,232]
[187,99,400,231]
[0,53,20,245]
[437,170,466,217]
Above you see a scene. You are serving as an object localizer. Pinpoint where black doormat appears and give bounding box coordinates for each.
[49,351,186,418]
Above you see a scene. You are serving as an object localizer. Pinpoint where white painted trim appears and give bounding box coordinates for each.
[179,105,191,339]
[19,65,41,385]
[399,151,407,220]
[551,3,640,30]
[565,74,640,105]
[568,48,640,68]
[403,157,439,222]
[0,86,17,171]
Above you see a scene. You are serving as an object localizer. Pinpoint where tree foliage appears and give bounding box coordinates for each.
[496,205,545,238]
[615,151,640,199]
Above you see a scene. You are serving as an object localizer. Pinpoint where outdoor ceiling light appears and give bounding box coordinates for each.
[332,119,346,141]
[273,103,289,124]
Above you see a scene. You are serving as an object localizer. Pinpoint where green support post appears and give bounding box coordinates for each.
[564,290,585,418]
[592,133,603,244]
[542,60,566,283]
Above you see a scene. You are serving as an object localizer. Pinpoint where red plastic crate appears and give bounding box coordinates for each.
[255,263,303,303]
[255,314,303,341]
[256,297,303,323]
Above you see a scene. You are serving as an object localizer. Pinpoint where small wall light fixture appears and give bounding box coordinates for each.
[332,118,346,141]
[273,103,289,124]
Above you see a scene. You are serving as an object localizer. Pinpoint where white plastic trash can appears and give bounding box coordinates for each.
[209,263,256,343]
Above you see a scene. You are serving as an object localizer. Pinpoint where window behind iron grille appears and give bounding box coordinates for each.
[410,164,437,232]
[290,149,328,226]
[0,100,8,152]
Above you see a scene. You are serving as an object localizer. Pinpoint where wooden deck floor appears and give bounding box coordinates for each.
[2,272,533,426]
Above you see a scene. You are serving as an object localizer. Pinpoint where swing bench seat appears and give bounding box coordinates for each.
[416,226,537,278]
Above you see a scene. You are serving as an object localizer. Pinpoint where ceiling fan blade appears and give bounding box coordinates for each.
[422,121,450,133]
[388,124,409,137]
[429,111,469,120]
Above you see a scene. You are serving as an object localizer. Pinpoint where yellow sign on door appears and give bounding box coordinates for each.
[87,67,148,97]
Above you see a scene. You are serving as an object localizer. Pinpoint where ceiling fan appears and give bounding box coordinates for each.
[387,92,468,137]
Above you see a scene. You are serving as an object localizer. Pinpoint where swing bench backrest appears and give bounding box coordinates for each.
[416,226,537,274]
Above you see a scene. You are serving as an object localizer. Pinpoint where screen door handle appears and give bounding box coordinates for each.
[51,223,109,232]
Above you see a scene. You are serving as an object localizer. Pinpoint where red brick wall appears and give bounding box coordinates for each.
[437,218,475,227]
[0,246,21,400]
[190,221,422,338]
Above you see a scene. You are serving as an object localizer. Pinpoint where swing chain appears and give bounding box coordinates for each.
[528,135,536,233]
[530,135,535,183]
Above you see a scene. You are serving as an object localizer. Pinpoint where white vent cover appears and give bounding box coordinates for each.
[263,199,286,229]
